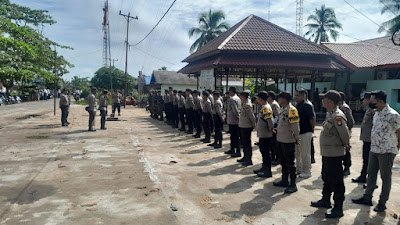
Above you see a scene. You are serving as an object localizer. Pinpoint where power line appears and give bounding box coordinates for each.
[379,0,398,16]
[130,0,177,47]
[343,0,388,32]
[130,45,181,67]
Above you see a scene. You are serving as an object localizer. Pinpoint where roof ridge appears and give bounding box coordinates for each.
[354,35,391,43]
[251,15,334,55]
[217,14,254,50]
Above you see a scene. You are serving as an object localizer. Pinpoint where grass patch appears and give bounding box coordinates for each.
[75,100,88,105]
[26,135,50,139]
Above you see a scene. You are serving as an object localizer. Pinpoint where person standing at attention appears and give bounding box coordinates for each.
[294,88,316,179]
[352,90,400,212]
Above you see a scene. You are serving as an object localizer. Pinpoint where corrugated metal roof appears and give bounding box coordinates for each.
[184,14,334,63]
[322,36,400,68]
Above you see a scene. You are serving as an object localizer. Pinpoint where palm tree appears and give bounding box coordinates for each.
[378,0,400,34]
[188,9,230,53]
[305,5,342,44]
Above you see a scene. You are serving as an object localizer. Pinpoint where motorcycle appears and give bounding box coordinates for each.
[15,95,22,103]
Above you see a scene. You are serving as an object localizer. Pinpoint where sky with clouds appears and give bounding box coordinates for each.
[13,0,394,80]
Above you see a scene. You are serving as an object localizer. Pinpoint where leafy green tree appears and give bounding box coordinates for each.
[379,0,400,34]
[305,4,342,43]
[0,0,73,91]
[91,67,137,91]
[158,66,167,70]
[188,9,230,53]
[71,76,90,90]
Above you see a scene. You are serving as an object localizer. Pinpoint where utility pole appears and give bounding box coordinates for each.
[109,59,118,90]
[119,11,138,108]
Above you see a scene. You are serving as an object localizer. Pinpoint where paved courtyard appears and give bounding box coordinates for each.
[0,102,399,225]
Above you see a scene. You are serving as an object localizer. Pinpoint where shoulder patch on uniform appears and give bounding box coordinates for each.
[336,116,343,126]
[263,106,272,119]
[288,108,299,123]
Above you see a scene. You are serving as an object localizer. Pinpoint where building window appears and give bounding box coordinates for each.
[397,90,400,103]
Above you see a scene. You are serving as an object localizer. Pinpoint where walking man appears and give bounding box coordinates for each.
[352,92,374,184]
[59,89,70,126]
[99,89,108,130]
[112,90,122,116]
[311,90,350,218]
[87,87,97,132]
[352,90,400,212]
[237,91,256,166]
[294,89,316,179]
[273,91,300,194]
[253,91,274,177]
[225,87,241,157]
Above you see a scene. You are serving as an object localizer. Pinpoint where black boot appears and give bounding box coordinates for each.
[284,178,297,193]
[325,207,343,218]
[241,160,253,166]
[253,166,264,174]
[273,179,289,187]
[351,176,366,183]
[284,185,297,193]
[231,148,241,158]
[311,198,332,208]
[257,169,272,178]
[237,157,245,162]
[225,148,235,155]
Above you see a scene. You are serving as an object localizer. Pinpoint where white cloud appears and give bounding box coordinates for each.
[12,0,397,81]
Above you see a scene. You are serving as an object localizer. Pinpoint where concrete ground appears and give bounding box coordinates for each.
[0,102,399,225]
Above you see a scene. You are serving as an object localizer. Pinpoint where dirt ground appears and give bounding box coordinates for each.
[0,102,399,225]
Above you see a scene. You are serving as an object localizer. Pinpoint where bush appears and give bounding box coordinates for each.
[80,87,90,99]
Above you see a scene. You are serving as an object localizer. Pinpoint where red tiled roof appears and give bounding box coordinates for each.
[321,36,400,69]
[183,14,334,63]
[178,54,346,74]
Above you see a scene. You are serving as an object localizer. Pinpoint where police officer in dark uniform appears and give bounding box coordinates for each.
[311,90,350,218]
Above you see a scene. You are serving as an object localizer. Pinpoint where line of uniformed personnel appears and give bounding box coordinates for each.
[147,87,399,219]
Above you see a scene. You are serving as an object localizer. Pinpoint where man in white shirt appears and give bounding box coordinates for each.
[352,90,400,212]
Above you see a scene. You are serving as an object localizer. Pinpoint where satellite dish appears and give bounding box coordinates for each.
[392,30,400,46]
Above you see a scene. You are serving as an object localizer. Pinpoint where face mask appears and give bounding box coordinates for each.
[369,103,377,109]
